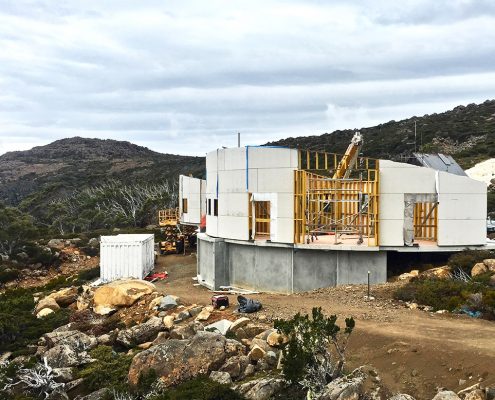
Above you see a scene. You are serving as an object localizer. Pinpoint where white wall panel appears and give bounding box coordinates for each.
[218,170,246,193]
[277,193,294,218]
[206,215,218,236]
[438,194,487,220]
[438,219,486,245]
[379,219,404,246]
[248,147,292,169]
[257,168,294,193]
[379,193,405,220]
[219,193,249,217]
[218,216,249,240]
[224,147,246,170]
[206,150,218,173]
[275,217,294,243]
[380,164,436,194]
[438,171,486,194]
[206,172,217,195]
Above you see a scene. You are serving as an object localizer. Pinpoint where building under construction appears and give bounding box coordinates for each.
[180,134,490,293]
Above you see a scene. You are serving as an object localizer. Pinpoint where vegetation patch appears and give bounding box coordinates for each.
[394,278,495,319]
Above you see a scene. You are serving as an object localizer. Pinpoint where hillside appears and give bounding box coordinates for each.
[267,100,495,169]
[0,137,205,214]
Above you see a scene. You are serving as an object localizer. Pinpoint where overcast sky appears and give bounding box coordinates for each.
[1,0,495,156]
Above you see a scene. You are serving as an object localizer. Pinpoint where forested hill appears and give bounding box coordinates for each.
[266,100,495,169]
[0,137,205,209]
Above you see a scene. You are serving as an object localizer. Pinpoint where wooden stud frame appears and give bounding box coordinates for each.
[294,149,380,246]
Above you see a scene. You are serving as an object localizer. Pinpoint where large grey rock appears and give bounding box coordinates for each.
[116,316,163,347]
[159,295,178,311]
[52,367,75,383]
[432,391,461,400]
[47,239,65,250]
[319,373,365,400]
[237,377,286,400]
[79,388,109,400]
[128,331,243,386]
[170,322,201,340]
[44,345,92,368]
[388,395,416,400]
[209,371,232,385]
[205,319,233,335]
[43,330,97,352]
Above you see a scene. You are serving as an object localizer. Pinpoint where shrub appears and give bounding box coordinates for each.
[448,250,493,273]
[76,267,100,283]
[77,346,133,393]
[0,268,20,284]
[0,288,71,352]
[394,278,495,318]
[147,376,245,400]
[274,307,355,397]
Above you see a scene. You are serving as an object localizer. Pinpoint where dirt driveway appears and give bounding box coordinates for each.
[154,253,495,399]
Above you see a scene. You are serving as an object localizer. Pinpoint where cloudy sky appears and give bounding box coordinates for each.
[1,0,495,156]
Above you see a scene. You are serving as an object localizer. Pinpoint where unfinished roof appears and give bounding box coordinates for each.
[412,153,466,176]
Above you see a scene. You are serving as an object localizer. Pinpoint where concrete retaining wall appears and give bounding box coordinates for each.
[197,235,387,293]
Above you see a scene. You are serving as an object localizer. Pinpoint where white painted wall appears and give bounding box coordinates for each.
[437,172,486,245]
[205,146,297,243]
[179,175,206,225]
[100,234,154,282]
[379,160,487,247]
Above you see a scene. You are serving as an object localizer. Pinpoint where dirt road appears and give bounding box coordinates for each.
[155,253,495,399]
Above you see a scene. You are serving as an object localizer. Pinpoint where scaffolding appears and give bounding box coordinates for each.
[294,149,380,246]
[158,208,179,226]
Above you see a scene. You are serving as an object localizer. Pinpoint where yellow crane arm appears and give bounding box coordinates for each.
[333,132,363,179]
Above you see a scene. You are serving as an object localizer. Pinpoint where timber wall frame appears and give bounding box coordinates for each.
[294,149,380,246]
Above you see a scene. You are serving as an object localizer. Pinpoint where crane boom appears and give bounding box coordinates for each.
[333,131,363,179]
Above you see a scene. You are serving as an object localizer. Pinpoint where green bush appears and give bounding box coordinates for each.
[0,288,70,352]
[0,267,20,284]
[394,278,495,318]
[148,376,245,400]
[77,266,100,283]
[448,250,494,273]
[77,346,133,393]
[274,308,355,396]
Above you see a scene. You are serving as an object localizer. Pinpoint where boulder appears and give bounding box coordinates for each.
[128,331,243,386]
[388,395,416,400]
[170,322,198,340]
[35,297,61,314]
[219,355,249,379]
[44,345,92,368]
[79,388,109,400]
[43,330,97,351]
[248,345,266,361]
[464,389,486,400]
[420,266,451,280]
[163,315,175,329]
[93,305,117,316]
[159,295,178,311]
[152,331,170,345]
[266,332,288,347]
[88,238,100,248]
[116,316,164,347]
[236,377,286,400]
[49,287,78,307]
[188,305,203,317]
[48,239,65,250]
[471,263,488,277]
[93,279,155,308]
[432,391,461,400]
[195,309,211,321]
[209,371,232,385]
[230,317,251,333]
[53,367,76,383]
[319,369,366,400]
[37,308,55,319]
[205,319,233,335]
[483,259,495,271]
[148,296,164,310]
[264,351,277,367]
[398,270,419,281]
[175,310,191,323]
[243,324,266,338]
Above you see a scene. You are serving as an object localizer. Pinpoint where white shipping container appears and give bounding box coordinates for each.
[100,234,155,282]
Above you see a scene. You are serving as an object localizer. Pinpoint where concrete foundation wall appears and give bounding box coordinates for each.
[197,235,387,293]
